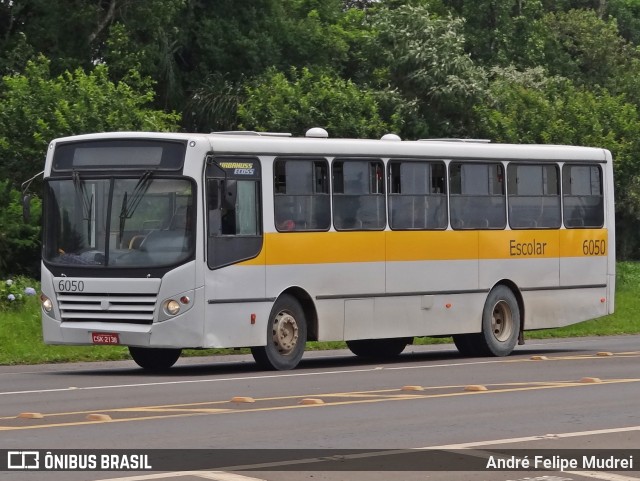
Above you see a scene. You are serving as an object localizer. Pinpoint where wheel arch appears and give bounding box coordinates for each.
[491,279,525,334]
[278,286,318,342]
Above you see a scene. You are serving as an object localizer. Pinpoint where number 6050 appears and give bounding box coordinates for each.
[58,280,85,292]
[582,239,606,256]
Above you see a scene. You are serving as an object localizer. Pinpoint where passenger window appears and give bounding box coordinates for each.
[205,156,263,269]
[332,159,385,231]
[208,179,260,236]
[450,162,506,229]
[562,164,604,228]
[508,164,561,229]
[388,160,447,230]
[273,159,330,231]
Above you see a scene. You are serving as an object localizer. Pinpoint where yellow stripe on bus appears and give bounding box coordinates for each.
[240,229,608,266]
[266,231,386,264]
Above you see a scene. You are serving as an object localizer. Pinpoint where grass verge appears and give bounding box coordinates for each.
[1,262,638,365]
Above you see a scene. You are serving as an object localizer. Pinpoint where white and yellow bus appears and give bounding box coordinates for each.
[39,129,615,370]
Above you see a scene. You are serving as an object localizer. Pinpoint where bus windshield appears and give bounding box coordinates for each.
[43,176,194,268]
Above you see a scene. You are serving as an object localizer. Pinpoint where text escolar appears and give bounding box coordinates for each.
[509,239,547,256]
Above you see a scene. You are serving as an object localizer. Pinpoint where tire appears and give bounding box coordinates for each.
[452,333,483,357]
[346,337,412,359]
[251,294,307,370]
[129,346,181,371]
[477,285,521,357]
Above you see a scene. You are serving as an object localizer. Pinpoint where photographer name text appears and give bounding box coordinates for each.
[487,454,634,471]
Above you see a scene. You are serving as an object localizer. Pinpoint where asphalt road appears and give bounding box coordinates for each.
[1,335,639,481]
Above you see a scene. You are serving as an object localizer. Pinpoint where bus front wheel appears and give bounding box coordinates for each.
[251,294,307,371]
[129,346,182,371]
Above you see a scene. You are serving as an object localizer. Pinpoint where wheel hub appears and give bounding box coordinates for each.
[272,311,299,355]
[491,300,513,342]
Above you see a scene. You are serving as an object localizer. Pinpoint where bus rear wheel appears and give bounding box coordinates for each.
[454,286,521,357]
[478,285,521,357]
[129,346,181,371]
[251,294,307,371]
[346,337,411,359]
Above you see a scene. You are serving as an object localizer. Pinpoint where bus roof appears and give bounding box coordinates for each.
[51,131,611,163]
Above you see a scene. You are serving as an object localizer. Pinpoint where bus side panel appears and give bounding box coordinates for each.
[383,231,481,336]
[265,262,386,341]
[265,231,386,341]
[559,229,608,286]
[202,301,273,347]
[365,293,486,339]
[522,286,608,329]
[314,299,349,341]
[203,264,268,348]
[478,230,560,290]
[385,231,479,292]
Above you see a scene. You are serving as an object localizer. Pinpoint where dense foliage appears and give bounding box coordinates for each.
[3,0,640,276]
[0,180,41,277]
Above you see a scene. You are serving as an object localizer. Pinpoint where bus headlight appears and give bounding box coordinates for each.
[164,300,181,316]
[40,294,53,313]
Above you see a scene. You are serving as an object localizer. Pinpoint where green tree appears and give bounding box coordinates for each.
[237,67,395,138]
[442,0,546,66]
[0,56,180,187]
[0,0,98,75]
[0,180,41,277]
[539,9,638,91]
[370,4,486,138]
[181,0,371,132]
[0,0,186,75]
[100,0,186,109]
[608,0,640,44]
[0,0,187,118]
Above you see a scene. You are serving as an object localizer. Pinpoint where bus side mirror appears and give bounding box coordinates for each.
[20,170,44,223]
[22,195,31,223]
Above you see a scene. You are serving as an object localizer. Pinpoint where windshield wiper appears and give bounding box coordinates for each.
[72,170,93,221]
[122,170,154,218]
[119,170,154,244]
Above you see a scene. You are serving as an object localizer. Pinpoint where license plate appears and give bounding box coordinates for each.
[91,332,120,345]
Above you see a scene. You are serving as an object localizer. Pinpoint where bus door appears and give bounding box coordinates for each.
[204,156,265,302]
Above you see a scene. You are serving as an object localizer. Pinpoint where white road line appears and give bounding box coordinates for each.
[563,471,640,481]
[0,367,380,396]
[0,358,519,396]
[1,336,637,396]
[93,471,265,481]
[426,424,640,449]
[190,472,266,481]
